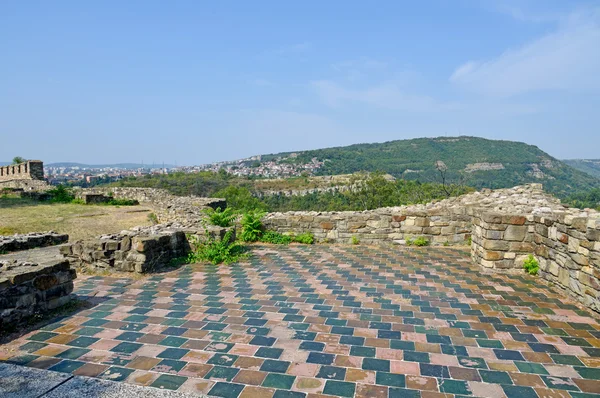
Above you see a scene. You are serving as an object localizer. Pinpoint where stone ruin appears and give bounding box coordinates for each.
[0,160,50,191]
[0,259,76,329]
[0,232,68,253]
[60,223,232,273]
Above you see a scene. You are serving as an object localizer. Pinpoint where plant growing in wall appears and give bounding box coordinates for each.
[204,207,237,227]
[12,156,26,164]
[351,236,360,245]
[293,232,315,244]
[413,236,430,246]
[523,254,539,275]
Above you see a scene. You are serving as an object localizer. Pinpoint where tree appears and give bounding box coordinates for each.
[12,156,26,164]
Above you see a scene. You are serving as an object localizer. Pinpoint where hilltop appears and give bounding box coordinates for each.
[563,159,600,179]
[260,136,599,196]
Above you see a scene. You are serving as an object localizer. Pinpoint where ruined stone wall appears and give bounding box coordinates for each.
[264,208,471,245]
[61,224,230,273]
[0,259,76,328]
[0,161,44,182]
[470,206,600,311]
[0,232,69,253]
[75,187,225,225]
[264,184,557,246]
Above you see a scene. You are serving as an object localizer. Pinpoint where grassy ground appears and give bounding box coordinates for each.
[0,196,153,240]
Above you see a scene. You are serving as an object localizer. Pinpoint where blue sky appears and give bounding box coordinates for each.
[1,0,599,165]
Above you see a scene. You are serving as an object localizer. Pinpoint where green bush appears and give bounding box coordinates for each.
[523,254,539,275]
[293,232,315,244]
[413,237,429,246]
[351,236,360,245]
[240,210,265,242]
[47,185,75,203]
[261,231,292,245]
[106,198,138,206]
[187,229,247,264]
[204,207,236,227]
[147,213,159,224]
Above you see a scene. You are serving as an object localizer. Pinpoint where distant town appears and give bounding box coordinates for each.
[44,154,324,186]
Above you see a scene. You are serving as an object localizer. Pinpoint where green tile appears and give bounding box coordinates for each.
[515,361,549,375]
[110,342,142,354]
[439,379,472,395]
[159,336,188,347]
[479,370,513,385]
[262,373,295,389]
[208,353,239,366]
[157,348,189,360]
[205,366,239,381]
[98,366,135,382]
[323,380,356,398]
[208,382,245,398]
[376,371,406,387]
[66,336,99,348]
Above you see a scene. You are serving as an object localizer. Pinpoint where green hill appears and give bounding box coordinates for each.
[562,159,600,179]
[263,136,599,197]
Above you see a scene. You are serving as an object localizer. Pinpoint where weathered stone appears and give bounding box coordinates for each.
[504,225,527,241]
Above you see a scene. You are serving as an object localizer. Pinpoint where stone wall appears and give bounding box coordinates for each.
[74,187,225,225]
[0,232,69,253]
[61,223,230,273]
[264,184,559,246]
[264,208,472,245]
[0,259,76,328]
[0,161,44,182]
[469,200,600,312]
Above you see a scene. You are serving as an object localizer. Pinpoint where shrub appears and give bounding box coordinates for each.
[261,231,292,245]
[204,207,236,227]
[71,198,86,205]
[405,237,413,246]
[413,237,429,246]
[147,212,159,225]
[47,185,75,203]
[523,254,539,275]
[351,236,360,245]
[187,229,247,264]
[294,232,315,244]
[240,210,265,242]
[106,198,138,206]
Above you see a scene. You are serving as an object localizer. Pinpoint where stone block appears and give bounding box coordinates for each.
[504,225,527,241]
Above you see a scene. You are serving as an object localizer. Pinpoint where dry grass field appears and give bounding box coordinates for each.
[0,196,153,240]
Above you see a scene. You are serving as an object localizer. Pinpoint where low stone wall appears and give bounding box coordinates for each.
[0,259,76,328]
[74,187,225,225]
[264,184,558,246]
[470,206,600,312]
[0,232,69,253]
[61,224,230,273]
[264,208,471,245]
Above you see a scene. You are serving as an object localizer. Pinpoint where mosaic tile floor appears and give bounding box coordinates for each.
[2,245,600,398]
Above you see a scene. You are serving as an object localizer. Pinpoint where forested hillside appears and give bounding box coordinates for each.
[264,136,599,196]
[563,159,600,179]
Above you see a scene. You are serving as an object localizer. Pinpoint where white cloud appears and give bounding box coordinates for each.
[312,80,461,112]
[450,8,600,97]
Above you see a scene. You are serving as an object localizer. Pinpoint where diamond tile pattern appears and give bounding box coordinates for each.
[2,245,600,397]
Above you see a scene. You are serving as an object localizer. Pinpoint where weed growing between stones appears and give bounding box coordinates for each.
[523,254,539,275]
[351,236,360,245]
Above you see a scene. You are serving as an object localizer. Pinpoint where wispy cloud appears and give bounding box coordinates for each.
[450,8,600,97]
[311,80,461,112]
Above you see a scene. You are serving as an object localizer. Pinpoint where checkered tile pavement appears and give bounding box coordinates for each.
[2,245,600,398]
